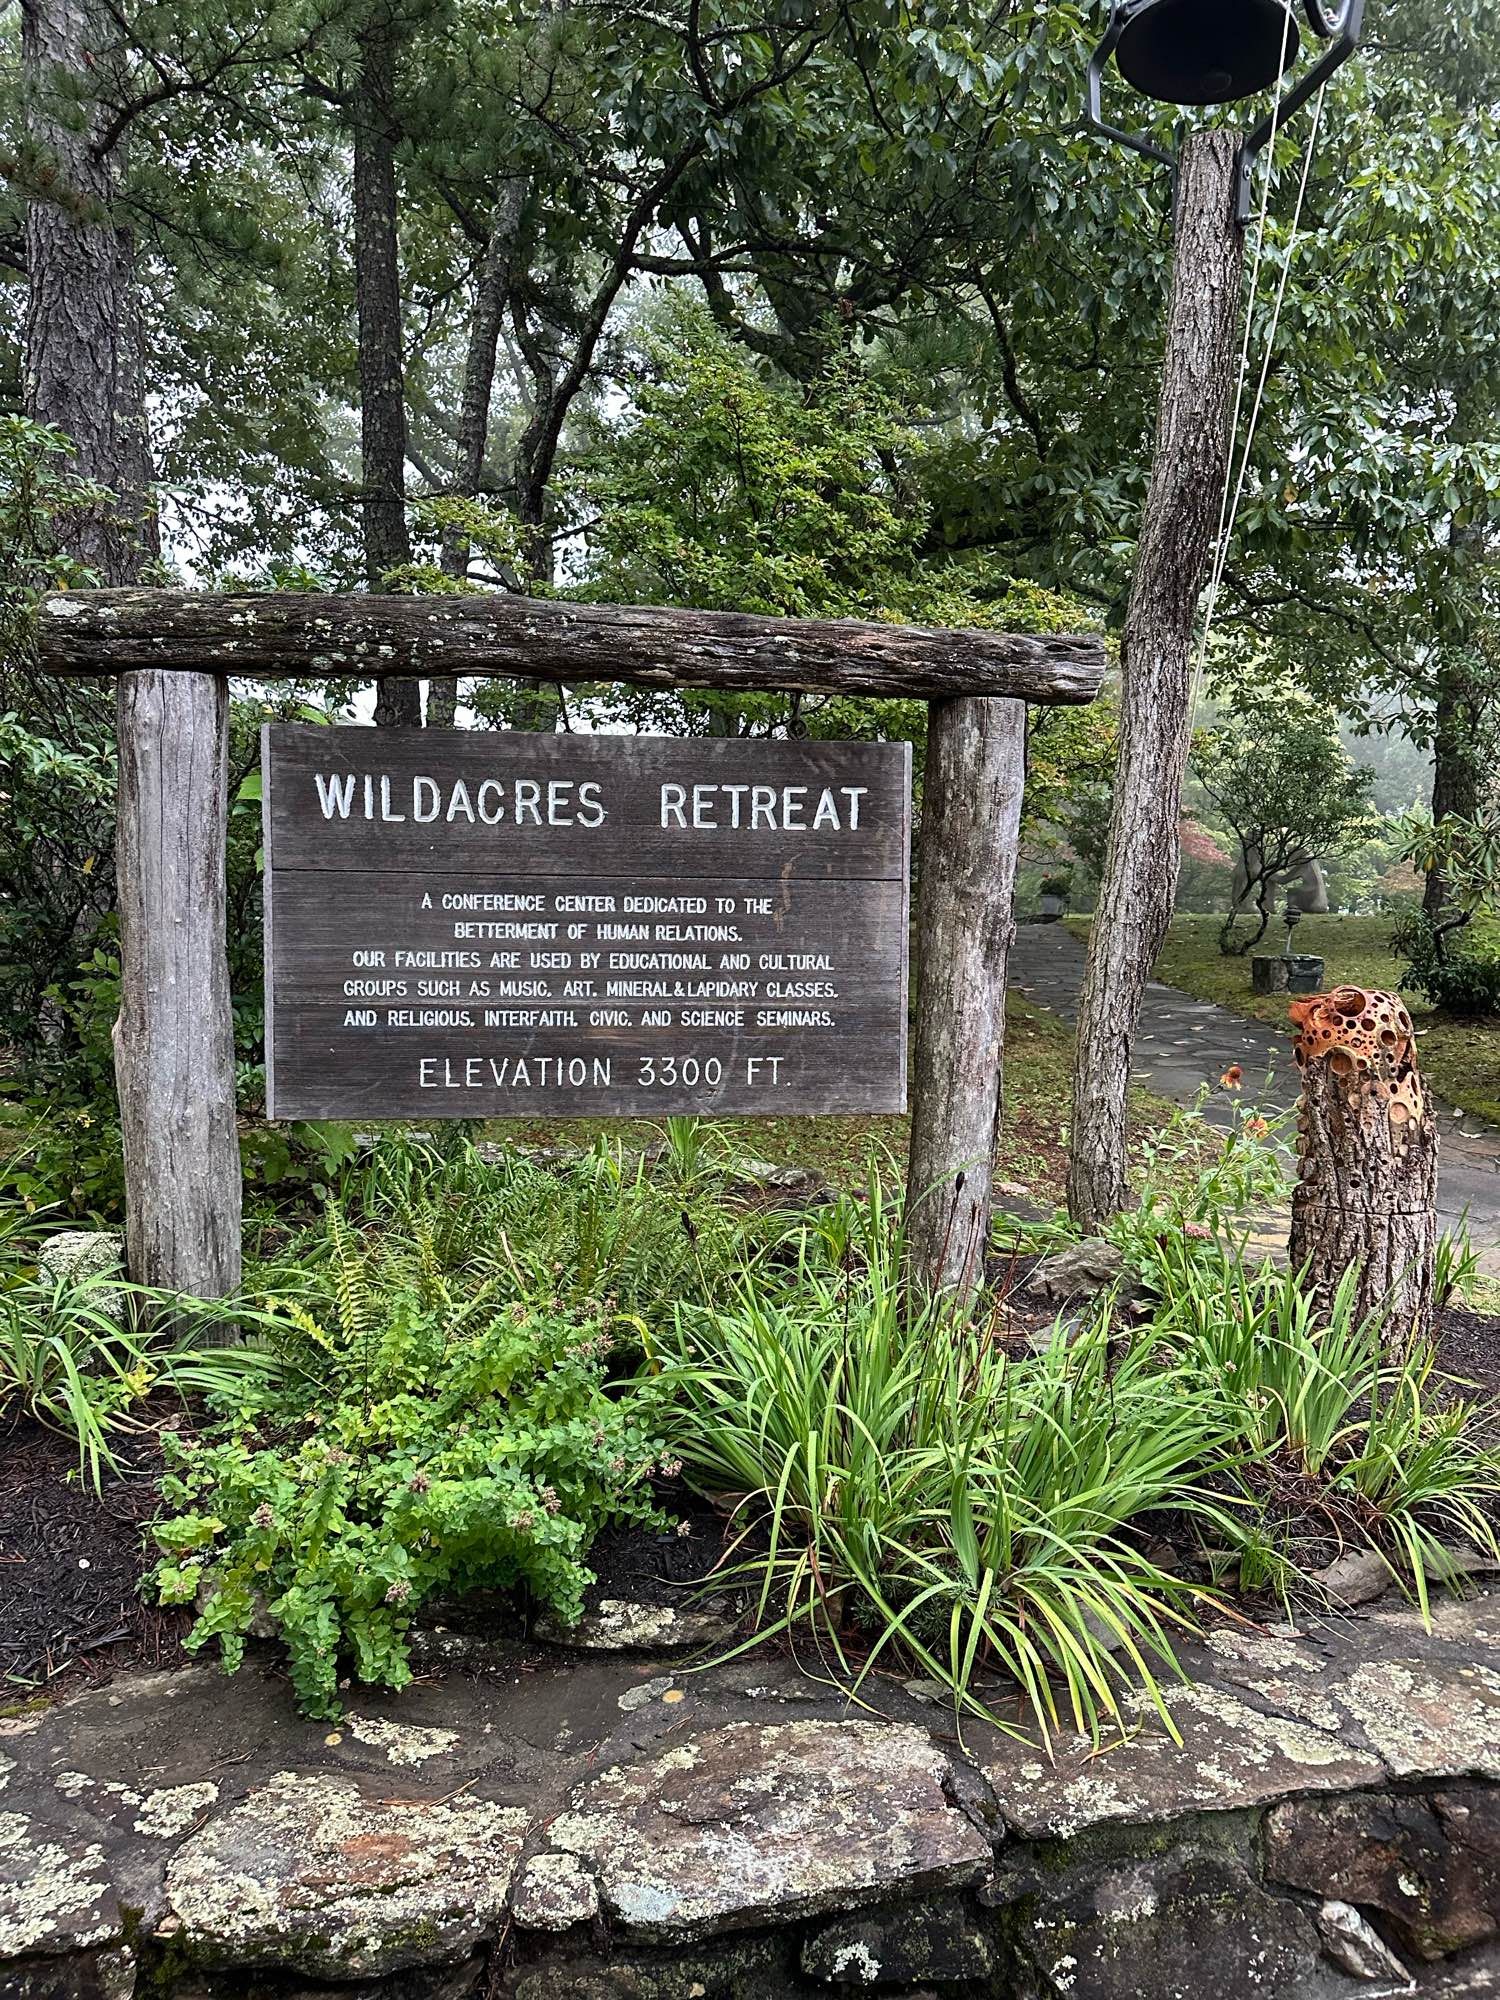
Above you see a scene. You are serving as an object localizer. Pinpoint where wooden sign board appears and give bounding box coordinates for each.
[261,725,910,1120]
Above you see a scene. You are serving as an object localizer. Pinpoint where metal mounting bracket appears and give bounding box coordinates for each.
[1084,0,1366,228]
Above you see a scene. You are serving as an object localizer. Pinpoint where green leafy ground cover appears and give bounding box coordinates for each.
[134,1130,1495,1742]
[501,994,1178,1205]
[1069,914,1500,1128]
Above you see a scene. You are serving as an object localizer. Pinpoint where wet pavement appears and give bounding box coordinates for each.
[1009,921,1500,1269]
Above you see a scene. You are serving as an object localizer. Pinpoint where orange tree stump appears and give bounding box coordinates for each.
[1288,986,1438,1351]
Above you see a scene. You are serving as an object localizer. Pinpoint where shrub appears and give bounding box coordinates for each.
[152,1142,715,1717]
[1391,907,1500,1014]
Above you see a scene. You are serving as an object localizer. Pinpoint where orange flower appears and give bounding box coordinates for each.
[1245,1115,1270,1138]
[1220,1064,1244,1091]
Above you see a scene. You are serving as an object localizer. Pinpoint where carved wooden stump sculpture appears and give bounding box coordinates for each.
[1288,987,1438,1350]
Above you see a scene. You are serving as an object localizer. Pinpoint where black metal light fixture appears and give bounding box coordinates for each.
[1087,0,1365,221]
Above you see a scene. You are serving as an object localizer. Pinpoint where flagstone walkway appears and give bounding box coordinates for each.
[1009,920,1500,1270]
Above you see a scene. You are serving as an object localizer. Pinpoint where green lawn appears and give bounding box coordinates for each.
[505,994,1181,1208]
[1094,913,1500,1127]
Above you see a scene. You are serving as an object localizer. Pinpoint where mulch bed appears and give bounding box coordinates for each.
[0,1418,191,1700]
[1,1301,1496,1705]
[1436,1303,1500,1406]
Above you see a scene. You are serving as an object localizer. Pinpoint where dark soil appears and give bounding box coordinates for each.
[1437,1303,1500,1406]
[0,1418,190,1698]
[1,1299,1494,1708]
[583,1481,758,1611]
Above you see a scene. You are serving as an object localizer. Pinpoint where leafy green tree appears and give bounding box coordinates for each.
[1392,805,1500,1016]
[547,306,1096,757]
[1193,696,1376,955]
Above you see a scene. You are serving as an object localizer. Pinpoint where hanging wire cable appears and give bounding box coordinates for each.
[1190,51,1330,732]
[1197,6,1294,659]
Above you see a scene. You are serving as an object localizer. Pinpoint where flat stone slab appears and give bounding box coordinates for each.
[532,1719,991,1942]
[532,1596,736,1653]
[983,1594,1500,1837]
[166,1772,530,1978]
[2,1589,1500,1993]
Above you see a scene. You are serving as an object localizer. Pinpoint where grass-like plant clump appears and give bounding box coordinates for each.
[664,1184,1245,1738]
[2,1118,1493,1739]
[0,1240,273,1489]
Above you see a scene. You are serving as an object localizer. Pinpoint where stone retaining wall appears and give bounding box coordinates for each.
[4,1593,1499,2000]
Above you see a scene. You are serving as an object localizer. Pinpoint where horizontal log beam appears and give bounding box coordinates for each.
[36,589,1106,706]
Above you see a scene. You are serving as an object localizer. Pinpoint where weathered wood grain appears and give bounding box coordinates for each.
[267,1020,905,1120]
[263,731,910,1121]
[114,670,242,1321]
[263,726,910,880]
[905,695,1027,1301]
[39,589,1107,705]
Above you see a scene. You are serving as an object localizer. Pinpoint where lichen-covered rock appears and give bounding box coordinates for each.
[533,1599,736,1654]
[1334,1657,1500,1780]
[729,1159,831,1204]
[0,1809,121,1960]
[984,1680,1383,1837]
[1266,1786,1500,1961]
[997,1844,1333,2000]
[535,1721,990,1944]
[36,1233,125,1319]
[1023,1238,1135,1305]
[512,1851,600,1932]
[164,1771,528,1978]
[801,1895,993,1985]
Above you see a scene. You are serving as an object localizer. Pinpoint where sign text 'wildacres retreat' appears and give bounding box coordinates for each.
[261,726,910,1120]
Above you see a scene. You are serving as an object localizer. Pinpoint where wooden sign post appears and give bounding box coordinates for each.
[38,588,1105,1306]
[261,727,909,1120]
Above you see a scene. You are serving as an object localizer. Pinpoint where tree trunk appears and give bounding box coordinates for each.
[352,9,420,728]
[23,0,240,1310]
[1422,655,1481,922]
[1288,986,1438,1352]
[114,671,242,1316]
[429,178,530,728]
[439,177,527,587]
[1066,131,1245,1231]
[906,696,1027,1301]
[21,0,157,580]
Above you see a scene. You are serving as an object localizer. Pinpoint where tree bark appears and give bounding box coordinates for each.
[1066,131,1245,1231]
[1422,654,1481,922]
[23,0,240,1310]
[440,177,527,588]
[1288,987,1438,1352]
[38,589,1107,703]
[429,177,530,728]
[21,0,157,581]
[114,671,242,1316]
[352,8,420,728]
[906,697,1026,1301]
